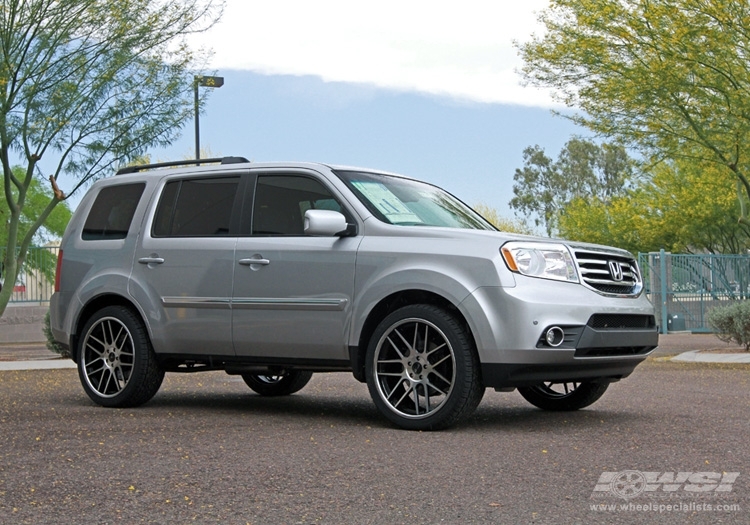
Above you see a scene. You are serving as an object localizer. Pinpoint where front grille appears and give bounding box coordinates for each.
[574,249,642,296]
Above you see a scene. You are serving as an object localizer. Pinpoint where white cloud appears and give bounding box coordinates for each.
[190,0,555,106]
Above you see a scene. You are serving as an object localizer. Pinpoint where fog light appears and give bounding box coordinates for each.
[545,326,565,347]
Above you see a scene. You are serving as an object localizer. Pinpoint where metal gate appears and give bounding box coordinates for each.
[1,245,59,304]
[638,250,750,334]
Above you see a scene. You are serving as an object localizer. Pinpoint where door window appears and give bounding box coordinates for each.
[153,177,240,237]
[251,175,343,236]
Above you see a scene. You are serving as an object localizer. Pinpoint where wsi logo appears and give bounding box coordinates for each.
[592,471,740,500]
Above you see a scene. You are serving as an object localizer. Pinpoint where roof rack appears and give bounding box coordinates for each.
[116,156,250,175]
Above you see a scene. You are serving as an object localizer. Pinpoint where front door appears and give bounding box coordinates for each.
[232,173,358,362]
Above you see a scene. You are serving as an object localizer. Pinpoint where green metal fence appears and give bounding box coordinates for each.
[1,246,60,304]
[639,250,750,334]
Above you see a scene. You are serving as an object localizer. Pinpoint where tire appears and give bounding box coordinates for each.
[518,381,609,411]
[77,305,164,408]
[241,371,313,396]
[365,304,484,431]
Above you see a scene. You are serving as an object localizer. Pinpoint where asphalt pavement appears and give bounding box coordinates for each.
[0,354,747,524]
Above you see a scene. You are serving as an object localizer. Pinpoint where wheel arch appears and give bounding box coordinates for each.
[350,289,477,382]
[72,293,146,363]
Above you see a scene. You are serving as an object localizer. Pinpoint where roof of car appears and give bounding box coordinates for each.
[115,157,407,179]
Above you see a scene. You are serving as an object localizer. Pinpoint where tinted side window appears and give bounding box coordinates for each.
[153,177,240,237]
[82,183,145,240]
[252,175,343,235]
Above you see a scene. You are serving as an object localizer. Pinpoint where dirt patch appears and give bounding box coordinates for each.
[0,344,60,361]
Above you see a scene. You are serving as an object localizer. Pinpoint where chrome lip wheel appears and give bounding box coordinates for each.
[255,375,283,385]
[81,316,135,398]
[373,318,456,420]
[534,382,581,398]
[518,380,609,411]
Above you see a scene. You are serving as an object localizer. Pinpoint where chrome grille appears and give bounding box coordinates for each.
[574,249,642,296]
[588,314,655,329]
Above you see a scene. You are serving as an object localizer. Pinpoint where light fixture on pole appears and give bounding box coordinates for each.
[194,75,224,160]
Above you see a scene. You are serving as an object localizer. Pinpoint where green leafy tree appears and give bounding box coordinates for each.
[1,166,71,247]
[509,145,558,236]
[0,0,222,317]
[559,160,750,254]
[557,139,632,201]
[518,0,750,231]
[509,138,633,236]
[473,203,535,235]
[1,165,72,290]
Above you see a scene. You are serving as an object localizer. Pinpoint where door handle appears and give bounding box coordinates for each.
[239,258,270,266]
[138,256,165,265]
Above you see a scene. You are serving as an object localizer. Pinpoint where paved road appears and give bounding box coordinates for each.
[1,358,748,524]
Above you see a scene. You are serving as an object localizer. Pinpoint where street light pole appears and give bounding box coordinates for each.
[194,78,200,160]
[193,75,224,160]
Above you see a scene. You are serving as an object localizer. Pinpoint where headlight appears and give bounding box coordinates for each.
[501,242,578,283]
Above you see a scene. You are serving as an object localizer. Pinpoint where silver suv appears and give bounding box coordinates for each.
[50,157,658,430]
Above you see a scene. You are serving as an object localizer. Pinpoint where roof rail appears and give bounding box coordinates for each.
[116,156,250,175]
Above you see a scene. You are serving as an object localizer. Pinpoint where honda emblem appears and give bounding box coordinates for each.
[608,261,624,282]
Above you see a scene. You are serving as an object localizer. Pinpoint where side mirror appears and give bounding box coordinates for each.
[304,209,352,237]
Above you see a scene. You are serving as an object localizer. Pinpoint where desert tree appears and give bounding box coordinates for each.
[0,0,223,315]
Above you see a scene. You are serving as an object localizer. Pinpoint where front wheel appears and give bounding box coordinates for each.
[518,381,609,411]
[365,304,484,431]
[241,371,313,396]
[77,305,164,408]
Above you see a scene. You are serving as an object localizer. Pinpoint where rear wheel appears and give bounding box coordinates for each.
[77,305,164,408]
[518,381,609,411]
[365,304,484,430]
[241,371,313,396]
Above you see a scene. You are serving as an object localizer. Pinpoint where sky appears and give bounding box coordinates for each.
[142,1,586,219]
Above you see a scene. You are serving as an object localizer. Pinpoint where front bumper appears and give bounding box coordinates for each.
[459,282,658,389]
[481,322,657,388]
[481,358,646,389]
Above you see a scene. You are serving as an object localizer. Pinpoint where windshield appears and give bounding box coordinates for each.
[335,170,495,230]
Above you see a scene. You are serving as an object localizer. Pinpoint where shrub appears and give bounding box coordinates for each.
[707,301,750,351]
[44,311,72,359]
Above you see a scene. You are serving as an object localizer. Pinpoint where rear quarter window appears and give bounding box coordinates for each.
[82,183,145,240]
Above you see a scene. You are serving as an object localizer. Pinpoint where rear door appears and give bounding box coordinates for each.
[232,171,359,362]
[130,173,246,356]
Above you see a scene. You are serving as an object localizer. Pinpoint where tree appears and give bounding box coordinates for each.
[472,203,535,235]
[559,159,750,254]
[508,145,558,236]
[1,166,72,248]
[509,138,633,236]
[1,165,72,292]
[518,0,750,231]
[0,0,222,317]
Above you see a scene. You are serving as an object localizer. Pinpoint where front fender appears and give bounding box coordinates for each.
[349,241,513,347]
